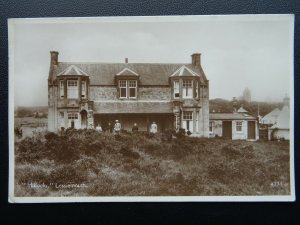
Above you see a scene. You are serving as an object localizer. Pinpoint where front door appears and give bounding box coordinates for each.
[80,110,88,129]
[247,121,256,139]
[222,121,232,139]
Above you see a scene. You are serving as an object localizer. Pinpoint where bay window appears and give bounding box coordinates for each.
[182,111,193,133]
[174,80,179,98]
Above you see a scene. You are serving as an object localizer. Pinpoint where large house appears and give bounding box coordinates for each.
[48,51,210,137]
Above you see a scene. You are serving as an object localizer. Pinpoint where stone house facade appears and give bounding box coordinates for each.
[48,51,209,136]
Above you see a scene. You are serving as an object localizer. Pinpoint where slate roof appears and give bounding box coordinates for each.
[209,113,256,120]
[93,101,173,114]
[52,62,207,85]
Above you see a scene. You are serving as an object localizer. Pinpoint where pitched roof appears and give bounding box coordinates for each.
[261,108,280,124]
[93,101,173,114]
[237,106,248,113]
[53,63,207,85]
[209,113,256,120]
[271,106,289,129]
[57,65,89,76]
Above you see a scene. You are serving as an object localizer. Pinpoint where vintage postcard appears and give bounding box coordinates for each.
[8,15,295,202]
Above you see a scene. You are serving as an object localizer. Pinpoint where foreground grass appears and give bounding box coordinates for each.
[14,130,290,196]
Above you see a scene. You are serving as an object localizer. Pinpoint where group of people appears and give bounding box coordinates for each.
[95,120,158,135]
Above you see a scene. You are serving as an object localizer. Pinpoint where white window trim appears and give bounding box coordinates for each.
[67,80,79,99]
[81,80,86,99]
[174,80,180,99]
[119,80,127,99]
[209,121,213,134]
[59,80,64,99]
[236,121,243,133]
[128,80,137,99]
[182,80,193,99]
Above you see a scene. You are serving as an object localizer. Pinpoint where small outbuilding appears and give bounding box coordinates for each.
[209,112,258,140]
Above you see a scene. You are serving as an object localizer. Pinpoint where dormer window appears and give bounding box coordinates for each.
[119,80,137,99]
[67,80,78,99]
[183,80,193,99]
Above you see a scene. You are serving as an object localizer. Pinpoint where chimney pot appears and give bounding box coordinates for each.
[125,58,128,63]
[50,51,59,65]
[191,53,201,66]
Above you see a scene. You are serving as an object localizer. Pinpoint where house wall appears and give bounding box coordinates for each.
[89,86,171,101]
[209,120,222,137]
[232,120,248,140]
[272,129,290,140]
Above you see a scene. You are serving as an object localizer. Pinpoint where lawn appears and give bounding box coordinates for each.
[14,129,290,197]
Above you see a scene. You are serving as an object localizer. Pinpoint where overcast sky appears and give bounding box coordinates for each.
[10,15,294,107]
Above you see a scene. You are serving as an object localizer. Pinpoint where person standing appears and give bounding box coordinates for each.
[96,124,102,132]
[132,123,139,133]
[150,121,158,134]
[114,120,121,135]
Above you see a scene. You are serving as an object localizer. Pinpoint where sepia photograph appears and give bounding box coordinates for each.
[8,15,295,202]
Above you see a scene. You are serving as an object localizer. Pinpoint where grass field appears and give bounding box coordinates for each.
[14,129,290,197]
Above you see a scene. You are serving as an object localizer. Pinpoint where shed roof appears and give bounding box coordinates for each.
[209,113,256,120]
[53,62,207,85]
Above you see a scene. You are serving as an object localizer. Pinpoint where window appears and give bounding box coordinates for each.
[67,80,78,99]
[119,80,127,98]
[236,121,243,132]
[182,111,193,132]
[183,111,193,120]
[119,80,137,99]
[60,112,64,127]
[196,111,199,133]
[60,80,64,99]
[81,81,86,98]
[68,113,78,120]
[209,121,213,133]
[195,80,199,98]
[183,80,193,98]
[174,80,179,98]
[128,80,137,98]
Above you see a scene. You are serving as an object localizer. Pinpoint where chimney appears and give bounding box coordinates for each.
[125,58,128,63]
[232,97,238,113]
[191,53,201,66]
[50,51,59,65]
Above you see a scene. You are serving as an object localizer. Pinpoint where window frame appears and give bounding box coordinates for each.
[81,80,87,98]
[183,111,193,120]
[128,80,137,99]
[67,80,79,99]
[182,80,193,99]
[236,121,243,132]
[195,80,199,98]
[59,80,64,99]
[173,80,180,98]
[119,80,127,99]
[209,121,213,133]
[68,112,78,120]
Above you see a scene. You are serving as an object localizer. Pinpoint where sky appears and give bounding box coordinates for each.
[10,15,294,107]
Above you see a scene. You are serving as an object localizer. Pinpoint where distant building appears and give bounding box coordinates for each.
[261,96,290,140]
[47,51,210,136]
[242,87,251,102]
